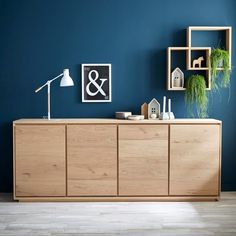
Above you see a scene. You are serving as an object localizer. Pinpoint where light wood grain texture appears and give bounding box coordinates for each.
[188,26,232,30]
[1,192,236,236]
[16,196,218,202]
[170,125,220,196]
[14,120,221,201]
[13,118,221,124]
[119,125,168,196]
[67,125,117,196]
[226,26,232,68]
[168,47,190,50]
[167,47,171,90]
[15,125,66,197]
[13,125,16,199]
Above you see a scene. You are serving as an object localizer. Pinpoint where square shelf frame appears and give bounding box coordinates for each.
[167,47,211,91]
[187,26,232,70]
[167,47,188,91]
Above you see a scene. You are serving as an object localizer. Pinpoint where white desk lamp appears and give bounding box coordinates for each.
[35,69,74,120]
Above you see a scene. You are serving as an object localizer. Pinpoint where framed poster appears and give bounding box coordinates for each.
[81,64,112,102]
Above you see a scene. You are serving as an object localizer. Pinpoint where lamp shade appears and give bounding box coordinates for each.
[60,69,74,87]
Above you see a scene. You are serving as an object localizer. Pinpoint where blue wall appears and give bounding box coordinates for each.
[0,0,235,192]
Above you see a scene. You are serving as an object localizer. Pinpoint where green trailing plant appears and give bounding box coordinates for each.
[211,48,230,89]
[185,74,208,118]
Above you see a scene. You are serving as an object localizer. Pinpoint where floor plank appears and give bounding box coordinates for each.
[0,192,236,235]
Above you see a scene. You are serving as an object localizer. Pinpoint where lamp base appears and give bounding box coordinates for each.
[43,116,51,120]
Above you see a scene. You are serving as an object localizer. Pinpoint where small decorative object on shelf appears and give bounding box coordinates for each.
[160,96,169,120]
[193,56,204,68]
[115,112,132,119]
[141,103,148,119]
[168,99,175,120]
[171,67,184,88]
[127,115,144,120]
[148,98,160,119]
[150,113,157,119]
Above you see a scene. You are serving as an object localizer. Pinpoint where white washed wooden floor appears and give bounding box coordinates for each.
[0,193,236,236]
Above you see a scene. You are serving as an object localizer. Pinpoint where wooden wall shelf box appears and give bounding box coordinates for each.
[167,26,232,91]
[13,118,222,202]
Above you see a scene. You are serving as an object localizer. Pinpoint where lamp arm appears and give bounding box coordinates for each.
[35,82,48,93]
[48,73,63,83]
[35,73,63,93]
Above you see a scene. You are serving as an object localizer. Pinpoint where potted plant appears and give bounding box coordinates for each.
[185,74,208,118]
[210,48,230,89]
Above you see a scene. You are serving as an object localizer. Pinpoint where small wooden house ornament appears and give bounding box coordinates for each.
[148,98,160,119]
[141,103,148,119]
[171,67,184,88]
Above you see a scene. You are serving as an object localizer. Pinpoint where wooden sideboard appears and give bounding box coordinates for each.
[13,119,221,201]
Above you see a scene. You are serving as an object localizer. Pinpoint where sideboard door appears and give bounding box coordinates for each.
[119,125,169,196]
[67,125,117,196]
[170,124,220,196]
[15,125,66,197]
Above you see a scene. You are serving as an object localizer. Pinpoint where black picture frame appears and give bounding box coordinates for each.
[81,64,112,102]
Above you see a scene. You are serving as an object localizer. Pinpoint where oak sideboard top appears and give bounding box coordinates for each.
[13,118,222,125]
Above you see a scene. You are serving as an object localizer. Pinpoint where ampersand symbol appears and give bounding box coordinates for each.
[86,70,107,96]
